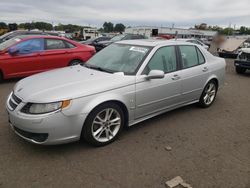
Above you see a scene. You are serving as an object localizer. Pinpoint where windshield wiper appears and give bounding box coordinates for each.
[82,64,114,73]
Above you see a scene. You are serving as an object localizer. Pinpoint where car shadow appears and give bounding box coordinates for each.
[14,103,201,154]
[1,77,22,84]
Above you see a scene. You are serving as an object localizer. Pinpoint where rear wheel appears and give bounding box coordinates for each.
[69,59,83,66]
[236,67,246,74]
[199,80,218,108]
[82,103,124,147]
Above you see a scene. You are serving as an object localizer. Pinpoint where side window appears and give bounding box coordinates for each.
[15,39,44,55]
[196,47,205,64]
[179,46,199,69]
[144,46,177,74]
[45,39,67,50]
[65,41,75,48]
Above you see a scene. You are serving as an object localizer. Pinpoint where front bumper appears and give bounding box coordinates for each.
[6,94,88,145]
[218,51,238,58]
[235,60,250,69]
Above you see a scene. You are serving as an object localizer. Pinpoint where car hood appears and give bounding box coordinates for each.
[98,41,113,46]
[220,38,246,52]
[13,65,135,103]
[81,41,92,45]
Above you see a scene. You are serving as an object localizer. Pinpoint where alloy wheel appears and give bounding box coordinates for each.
[203,82,216,105]
[91,108,121,143]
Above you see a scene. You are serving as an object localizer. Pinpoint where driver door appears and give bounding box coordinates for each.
[135,46,182,119]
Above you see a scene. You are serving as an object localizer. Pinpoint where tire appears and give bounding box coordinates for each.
[199,80,218,108]
[236,67,246,74]
[82,103,124,147]
[0,71,3,83]
[69,59,83,66]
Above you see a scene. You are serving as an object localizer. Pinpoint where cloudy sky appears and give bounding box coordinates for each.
[1,0,250,28]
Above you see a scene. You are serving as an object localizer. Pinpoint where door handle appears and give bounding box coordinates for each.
[172,74,181,80]
[202,67,209,72]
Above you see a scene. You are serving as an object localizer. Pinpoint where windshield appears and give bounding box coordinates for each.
[0,37,21,51]
[86,43,151,75]
[0,32,13,40]
[110,35,125,42]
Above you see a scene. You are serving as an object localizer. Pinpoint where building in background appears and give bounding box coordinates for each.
[125,26,217,39]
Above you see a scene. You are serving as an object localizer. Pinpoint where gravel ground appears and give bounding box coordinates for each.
[0,50,249,188]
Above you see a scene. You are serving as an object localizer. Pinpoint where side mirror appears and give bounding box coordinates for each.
[8,46,19,56]
[146,70,165,80]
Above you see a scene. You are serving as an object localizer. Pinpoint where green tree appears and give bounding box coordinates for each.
[114,23,125,33]
[103,22,114,33]
[0,22,8,29]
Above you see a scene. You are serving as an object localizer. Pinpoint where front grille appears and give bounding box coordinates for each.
[14,126,48,143]
[8,93,22,111]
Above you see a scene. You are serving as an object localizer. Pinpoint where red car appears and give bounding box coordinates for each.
[0,35,95,82]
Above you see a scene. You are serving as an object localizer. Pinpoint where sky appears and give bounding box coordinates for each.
[1,0,250,28]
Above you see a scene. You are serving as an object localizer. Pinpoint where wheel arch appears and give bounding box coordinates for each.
[83,100,129,128]
[0,69,4,80]
[68,58,84,66]
[204,75,219,89]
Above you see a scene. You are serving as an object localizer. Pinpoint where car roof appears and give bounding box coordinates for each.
[172,38,196,41]
[116,39,195,47]
[15,35,65,40]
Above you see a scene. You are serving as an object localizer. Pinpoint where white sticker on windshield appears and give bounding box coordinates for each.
[129,46,148,53]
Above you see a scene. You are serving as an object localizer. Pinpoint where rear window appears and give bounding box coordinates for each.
[45,39,67,50]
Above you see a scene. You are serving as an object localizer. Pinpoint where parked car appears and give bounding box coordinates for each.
[94,34,147,51]
[217,38,249,58]
[199,38,212,48]
[80,36,111,51]
[234,48,250,74]
[0,35,95,82]
[6,40,225,146]
[172,38,209,50]
[0,30,59,44]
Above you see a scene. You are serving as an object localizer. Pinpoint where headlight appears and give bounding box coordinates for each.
[21,100,71,114]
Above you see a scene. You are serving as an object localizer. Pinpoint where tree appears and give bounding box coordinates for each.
[103,22,114,33]
[114,23,126,33]
[8,23,18,31]
[0,22,8,29]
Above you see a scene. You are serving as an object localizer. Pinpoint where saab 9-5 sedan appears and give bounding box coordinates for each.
[6,40,225,146]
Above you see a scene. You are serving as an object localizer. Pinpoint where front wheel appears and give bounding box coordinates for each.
[82,103,124,147]
[236,67,246,74]
[199,81,218,108]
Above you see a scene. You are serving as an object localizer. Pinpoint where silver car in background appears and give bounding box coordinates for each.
[6,40,226,146]
[172,38,210,50]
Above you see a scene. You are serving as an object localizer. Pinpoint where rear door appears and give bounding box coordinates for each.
[3,38,44,77]
[39,38,73,70]
[177,45,209,102]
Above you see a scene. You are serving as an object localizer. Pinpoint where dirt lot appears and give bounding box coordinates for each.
[0,57,250,188]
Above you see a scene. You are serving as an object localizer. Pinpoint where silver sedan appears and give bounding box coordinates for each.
[6,40,226,146]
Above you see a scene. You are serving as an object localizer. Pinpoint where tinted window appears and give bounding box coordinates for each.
[46,39,66,50]
[179,46,199,69]
[15,39,44,55]
[65,41,75,48]
[196,47,205,64]
[145,46,177,74]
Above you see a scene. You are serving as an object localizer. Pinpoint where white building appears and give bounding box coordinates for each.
[125,26,217,39]
[82,27,99,40]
